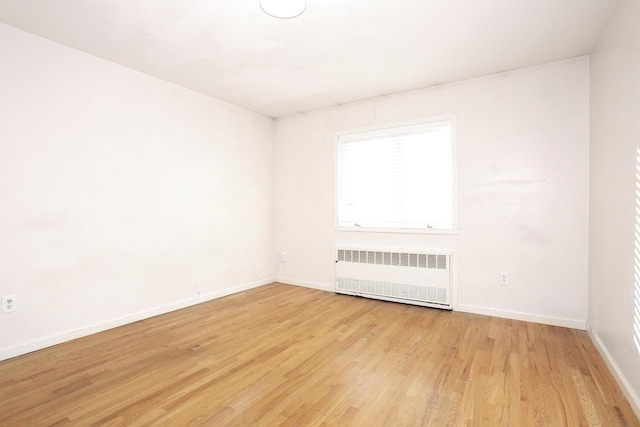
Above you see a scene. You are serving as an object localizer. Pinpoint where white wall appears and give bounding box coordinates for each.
[0,24,275,359]
[589,0,640,415]
[275,58,589,328]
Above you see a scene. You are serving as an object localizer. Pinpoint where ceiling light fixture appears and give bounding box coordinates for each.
[260,0,306,19]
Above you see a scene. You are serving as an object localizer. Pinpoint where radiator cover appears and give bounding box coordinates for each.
[335,246,452,310]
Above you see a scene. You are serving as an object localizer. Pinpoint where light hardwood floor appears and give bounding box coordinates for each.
[0,283,638,426]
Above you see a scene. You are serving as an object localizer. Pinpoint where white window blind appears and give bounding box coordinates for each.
[337,120,453,231]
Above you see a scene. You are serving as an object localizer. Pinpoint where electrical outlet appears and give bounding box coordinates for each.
[499,272,509,286]
[2,295,16,313]
[280,252,287,262]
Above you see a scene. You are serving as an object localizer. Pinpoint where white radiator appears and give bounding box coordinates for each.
[335,246,453,310]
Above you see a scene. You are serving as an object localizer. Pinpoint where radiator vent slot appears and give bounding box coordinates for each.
[336,249,447,270]
[335,247,452,310]
[337,278,448,304]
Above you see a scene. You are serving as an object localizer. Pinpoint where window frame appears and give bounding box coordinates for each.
[334,115,457,234]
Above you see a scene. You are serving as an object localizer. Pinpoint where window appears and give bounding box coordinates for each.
[336,118,455,232]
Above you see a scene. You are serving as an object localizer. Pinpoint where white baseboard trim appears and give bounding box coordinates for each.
[0,277,275,362]
[586,324,640,420]
[276,277,334,293]
[455,303,587,330]
[275,282,587,330]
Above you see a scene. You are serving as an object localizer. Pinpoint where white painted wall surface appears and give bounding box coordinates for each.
[0,24,275,359]
[589,0,640,415]
[275,58,589,327]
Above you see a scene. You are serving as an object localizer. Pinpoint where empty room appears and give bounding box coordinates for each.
[1,0,639,425]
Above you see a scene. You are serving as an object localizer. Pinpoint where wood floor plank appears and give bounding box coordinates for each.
[0,283,638,426]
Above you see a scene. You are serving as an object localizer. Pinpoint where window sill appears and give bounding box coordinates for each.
[335,226,458,235]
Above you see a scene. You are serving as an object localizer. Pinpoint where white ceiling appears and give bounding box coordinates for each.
[0,0,616,118]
